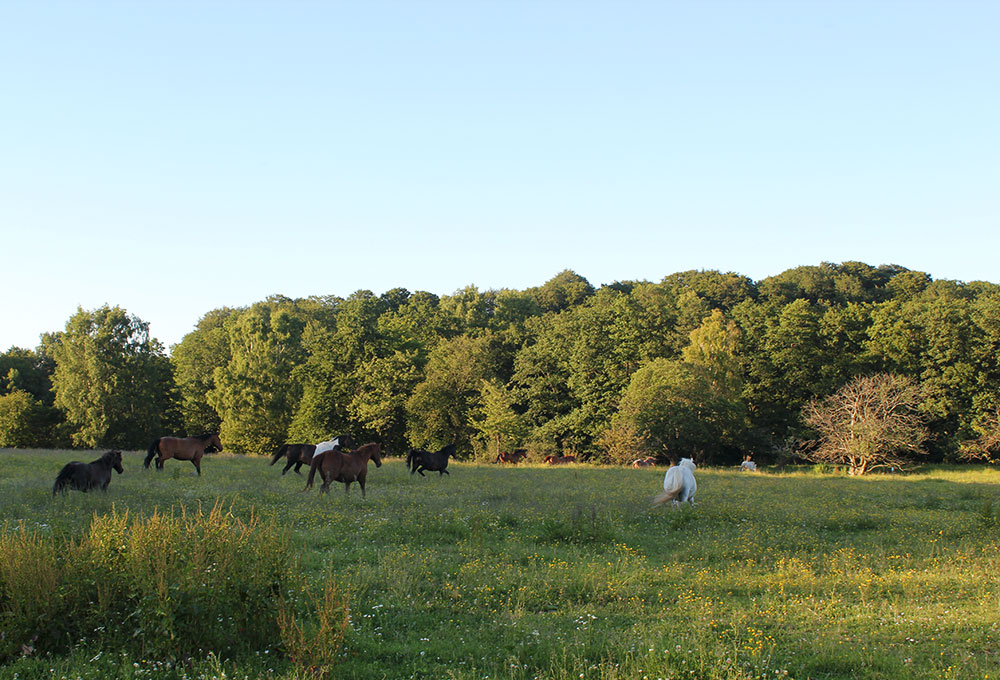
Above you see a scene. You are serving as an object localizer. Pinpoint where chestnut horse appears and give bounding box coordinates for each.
[544,455,576,465]
[495,449,527,464]
[304,442,383,497]
[144,432,222,476]
[631,457,657,468]
[53,450,123,495]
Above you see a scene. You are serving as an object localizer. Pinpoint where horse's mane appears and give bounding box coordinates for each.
[352,442,381,455]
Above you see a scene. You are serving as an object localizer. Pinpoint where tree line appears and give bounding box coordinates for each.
[3,262,999,469]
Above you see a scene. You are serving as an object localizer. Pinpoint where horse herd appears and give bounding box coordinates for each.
[52,433,694,506]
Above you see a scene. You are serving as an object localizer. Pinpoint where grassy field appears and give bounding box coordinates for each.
[1,448,999,680]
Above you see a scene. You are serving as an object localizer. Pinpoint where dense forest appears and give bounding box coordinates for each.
[3,262,1000,466]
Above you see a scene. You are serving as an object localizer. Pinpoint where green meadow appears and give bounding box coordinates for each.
[1,449,999,680]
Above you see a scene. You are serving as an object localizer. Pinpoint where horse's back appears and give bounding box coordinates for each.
[663,465,696,502]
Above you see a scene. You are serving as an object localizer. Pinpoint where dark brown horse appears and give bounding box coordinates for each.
[270,443,317,475]
[53,450,123,496]
[270,435,355,475]
[304,442,383,497]
[495,449,527,464]
[544,454,577,465]
[144,433,222,476]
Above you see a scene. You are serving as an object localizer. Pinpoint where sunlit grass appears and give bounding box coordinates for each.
[2,448,999,679]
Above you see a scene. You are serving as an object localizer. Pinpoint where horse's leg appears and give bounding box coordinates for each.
[156,456,164,470]
[282,458,295,475]
[358,477,366,498]
[192,455,201,476]
[441,468,449,476]
[417,466,426,477]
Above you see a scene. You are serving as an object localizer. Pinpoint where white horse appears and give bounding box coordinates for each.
[653,458,697,508]
[314,435,351,457]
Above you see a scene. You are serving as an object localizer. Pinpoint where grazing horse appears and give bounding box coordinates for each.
[407,444,455,476]
[304,442,383,497]
[144,432,222,476]
[53,450,124,496]
[544,454,576,465]
[270,435,355,475]
[631,456,657,468]
[495,449,527,464]
[653,458,697,508]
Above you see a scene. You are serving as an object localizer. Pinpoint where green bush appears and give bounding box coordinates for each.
[0,503,313,662]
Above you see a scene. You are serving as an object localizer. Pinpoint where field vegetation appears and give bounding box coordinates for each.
[2,449,998,680]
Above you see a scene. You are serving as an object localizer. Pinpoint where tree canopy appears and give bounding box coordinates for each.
[4,263,999,471]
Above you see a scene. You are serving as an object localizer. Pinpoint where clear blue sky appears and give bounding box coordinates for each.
[2,1,998,352]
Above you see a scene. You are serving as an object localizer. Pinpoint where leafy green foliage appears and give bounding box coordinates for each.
[49,305,177,449]
[8,264,1000,467]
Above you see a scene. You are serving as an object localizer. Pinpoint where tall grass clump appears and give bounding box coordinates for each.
[276,576,350,680]
[0,502,319,662]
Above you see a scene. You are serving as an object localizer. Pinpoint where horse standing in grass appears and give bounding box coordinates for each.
[544,454,576,465]
[304,442,383,497]
[144,432,222,476]
[53,450,123,496]
[631,457,657,468]
[653,458,697,508]
[407,444,455,476]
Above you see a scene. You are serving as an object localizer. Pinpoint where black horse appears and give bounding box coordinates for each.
[53,450,124,496]
[406,444,455,477]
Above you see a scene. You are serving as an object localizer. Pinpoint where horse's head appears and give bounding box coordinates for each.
[108,450,124,474]
[371,443,383,468]
[208,433,223,452]
[679,457,696,471]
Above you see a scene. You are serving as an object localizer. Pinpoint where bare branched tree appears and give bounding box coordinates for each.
[802,373,929,475]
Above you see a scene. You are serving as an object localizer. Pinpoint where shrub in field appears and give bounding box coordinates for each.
[0,502,347,665]
[277,577,350,680]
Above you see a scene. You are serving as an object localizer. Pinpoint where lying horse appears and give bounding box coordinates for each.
[304,442,382,497]
[144,432,222,476]
[495,449,527,464]
[407,444,456,476]
[631,456,657,468]
[544,454,576,465]
[53,450,123,496]
[653,457,697,508]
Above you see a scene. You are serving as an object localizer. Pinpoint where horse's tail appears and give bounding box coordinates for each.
[303,453,321,491]
[144,439,160,469]
[651,488,682,507]
[270,445,288,465]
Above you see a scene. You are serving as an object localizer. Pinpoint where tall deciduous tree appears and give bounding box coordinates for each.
[468,379,527,460]
[405,334,495,454]
[50,305,177,448]
[209,299,307,453]
[802,373,929,475]
[171,308,234,434]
